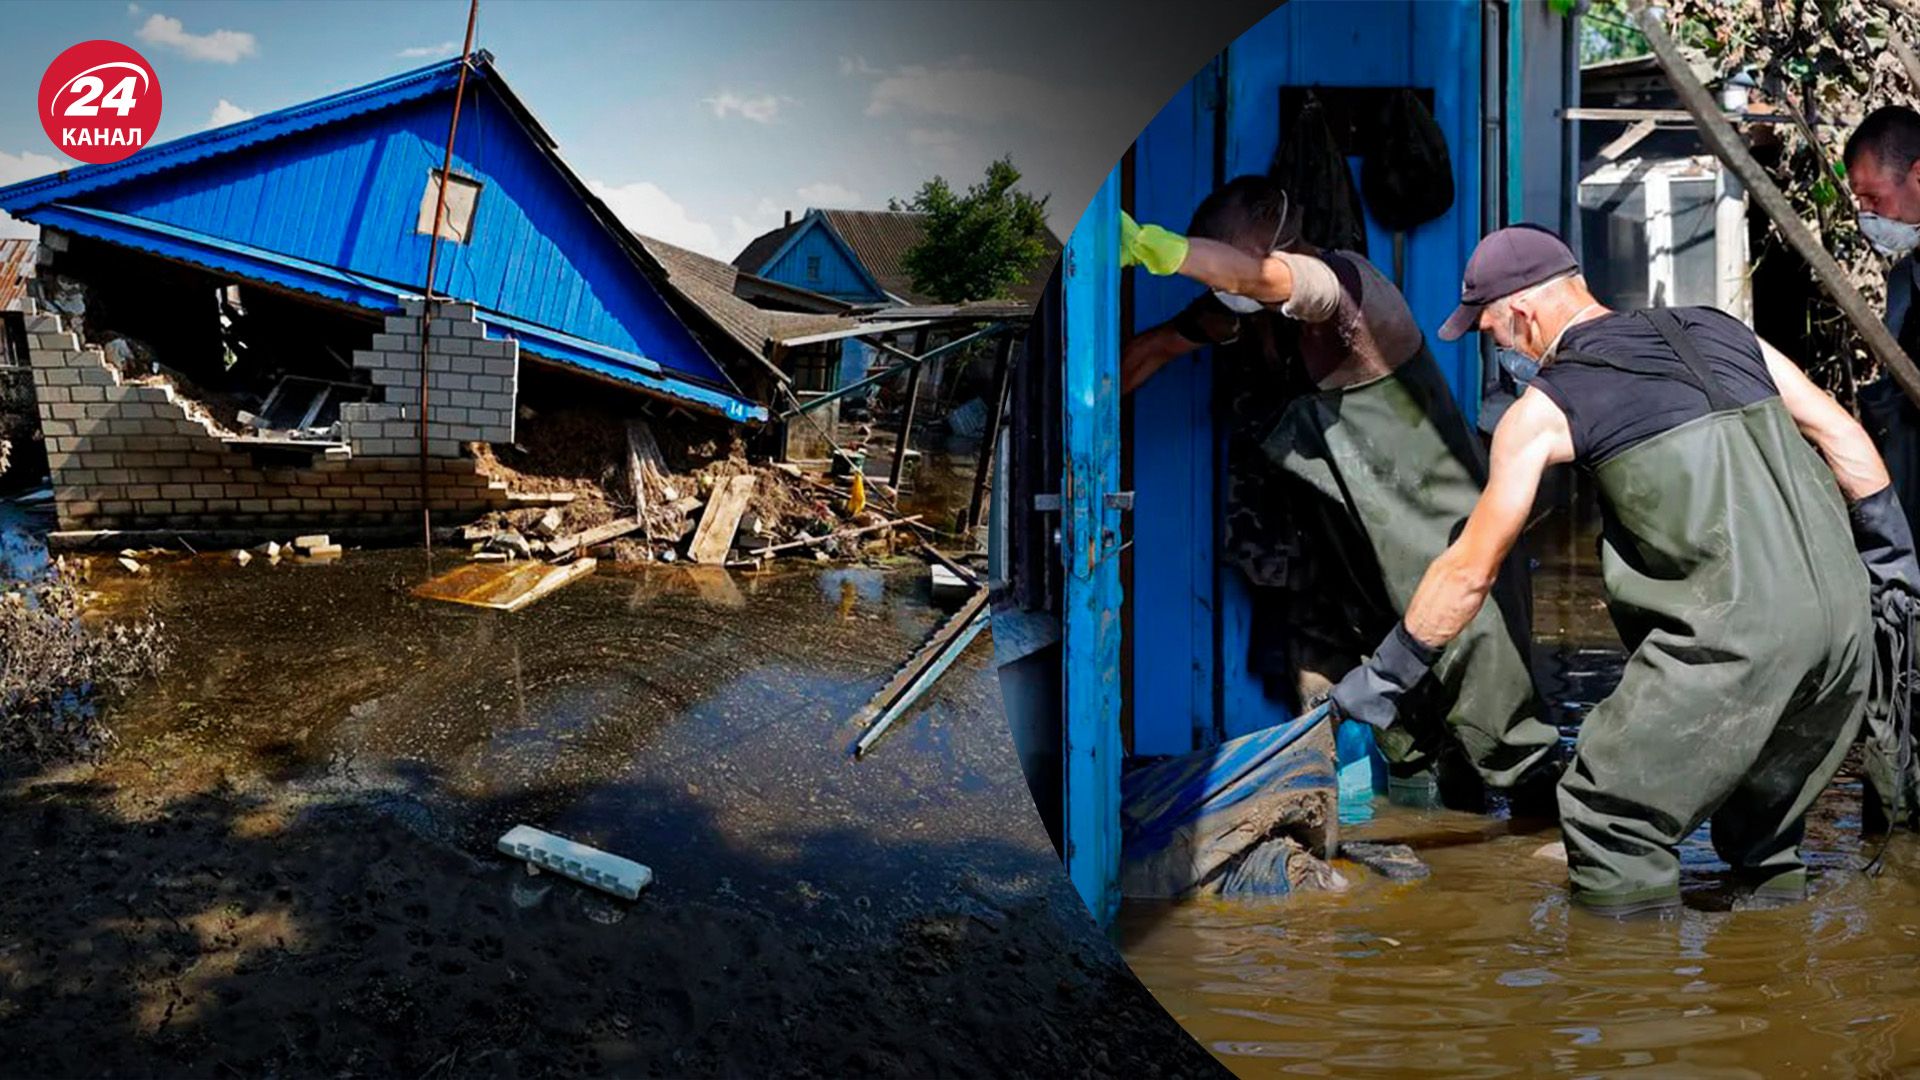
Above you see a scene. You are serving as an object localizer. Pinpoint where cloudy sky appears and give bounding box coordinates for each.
[0,0,1275,258]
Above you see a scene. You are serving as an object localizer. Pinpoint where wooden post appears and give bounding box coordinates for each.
[963,332,1016,535]
[888,327,931,490]
[1639,7,1920,408]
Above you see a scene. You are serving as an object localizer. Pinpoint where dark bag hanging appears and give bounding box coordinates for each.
[1269,93,1368,256]
[1362,89,1454,232]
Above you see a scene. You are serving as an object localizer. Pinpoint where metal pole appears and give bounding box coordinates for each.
[963,332,1016,536]
[888,327,930,490]
[419,0,479,559]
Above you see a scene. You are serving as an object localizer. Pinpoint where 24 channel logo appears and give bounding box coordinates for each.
[39,40,164,165]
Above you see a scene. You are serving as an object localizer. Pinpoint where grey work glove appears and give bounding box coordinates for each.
[1171,292,1242,347]
[1851,483,1920,600]
[1327,622,1443,731]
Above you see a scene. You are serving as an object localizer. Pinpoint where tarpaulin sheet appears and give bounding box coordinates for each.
[1120,705,1337,898]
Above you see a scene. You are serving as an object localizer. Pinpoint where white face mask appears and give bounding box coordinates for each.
[1206,199,1295,316]
[1211,289,1267,314]
[1860,211,1920,259]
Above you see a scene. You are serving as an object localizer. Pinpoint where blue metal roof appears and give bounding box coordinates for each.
[0,52,763,422]
[33,202,766,421]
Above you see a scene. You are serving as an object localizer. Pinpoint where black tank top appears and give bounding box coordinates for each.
[1530,307,1778,467]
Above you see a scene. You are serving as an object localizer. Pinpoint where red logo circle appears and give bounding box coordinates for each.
[38,41,163,166]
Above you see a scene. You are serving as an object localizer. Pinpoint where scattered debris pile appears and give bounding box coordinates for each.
[0,557,167,759]
[468,402,920,567]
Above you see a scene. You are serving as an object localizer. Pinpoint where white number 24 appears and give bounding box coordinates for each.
[64,76,139,117]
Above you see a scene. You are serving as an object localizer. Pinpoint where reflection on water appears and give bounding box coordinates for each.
[1120,492,1920,1076]
[95,552,1052,935]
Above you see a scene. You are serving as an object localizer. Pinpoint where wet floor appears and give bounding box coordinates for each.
[1118,496,1920,1077]
[74,545,1072,940]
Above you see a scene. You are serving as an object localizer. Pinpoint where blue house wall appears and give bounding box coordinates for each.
[757,219,888,304]
[1126,0,1490,757]
[61,81,731,390]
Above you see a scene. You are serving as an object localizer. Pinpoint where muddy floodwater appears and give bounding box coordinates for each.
[1119,497,1920,1077]
[0,532,1221,1077]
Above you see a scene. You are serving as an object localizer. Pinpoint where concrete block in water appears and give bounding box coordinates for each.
[497,825,652,901]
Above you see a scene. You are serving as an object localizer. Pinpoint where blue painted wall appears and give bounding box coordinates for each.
[77,81,731,388]
[1128,68,1221,757]
[1126,0,1491,755]
[757,217,888,304]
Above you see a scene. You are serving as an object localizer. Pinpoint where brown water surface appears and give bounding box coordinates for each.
[1119,495,1920,1077]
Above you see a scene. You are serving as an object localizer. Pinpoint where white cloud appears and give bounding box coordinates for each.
[857,55,1091,130]
[908,128,966,164]
[127,2,142,12]
[795,182,862,207]
[587,178,722,258]
[137,12,258,63]
[838,55,882,77]
[397,41,457,59]
[0,150,60,239]
[205,99,254,129]
[702,91,782,124]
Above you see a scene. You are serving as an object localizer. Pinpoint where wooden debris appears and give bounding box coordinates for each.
[233,549,252,567]
[292,534,330,553]
[545,517,643,559]
[851,588,989,758]
[413,556,599,612]
[688,474,756,565]
[117,556,145,575]
[746,515,921,560]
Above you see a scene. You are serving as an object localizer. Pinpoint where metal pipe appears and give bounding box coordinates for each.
[888,328,930,489]
[418,0,479,559]
[782,322,1008,418]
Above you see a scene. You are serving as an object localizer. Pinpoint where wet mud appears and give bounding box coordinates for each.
[0,539,1220,1077]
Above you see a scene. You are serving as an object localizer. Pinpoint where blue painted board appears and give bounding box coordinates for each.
[1062,168,1125,927]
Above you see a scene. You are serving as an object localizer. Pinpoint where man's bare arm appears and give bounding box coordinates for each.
[1178,238,1296,303]
[1759,336,1891,501]
[1122,323,1200,394]
[1402,390,1573,648]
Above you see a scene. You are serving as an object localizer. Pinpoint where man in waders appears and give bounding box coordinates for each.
[1844,104,1920,831]
[1120,176,1561,813]
[1326,224,1918,914]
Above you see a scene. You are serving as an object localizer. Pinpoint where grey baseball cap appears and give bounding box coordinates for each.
[1438,224,1581,341]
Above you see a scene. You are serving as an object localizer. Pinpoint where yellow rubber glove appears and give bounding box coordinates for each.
[1119,210,1189,275]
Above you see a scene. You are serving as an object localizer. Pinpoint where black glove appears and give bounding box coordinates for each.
[1171,292,1242,348]
[1851,483,1920,599]
[1327,622,1442,731]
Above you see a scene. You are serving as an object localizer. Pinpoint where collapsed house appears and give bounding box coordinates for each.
[0,52,782,547]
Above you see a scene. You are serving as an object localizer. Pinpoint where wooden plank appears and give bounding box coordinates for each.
[687,474,756,565]
[545,517,643,559]
[744,515,921,558]
[849,587,989,757]
[412,557,597,612]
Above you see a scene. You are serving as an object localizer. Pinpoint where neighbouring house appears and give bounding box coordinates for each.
[0,51,772,544]
[734,210,1056,473]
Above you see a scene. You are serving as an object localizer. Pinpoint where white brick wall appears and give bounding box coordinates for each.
[339,300,518,455]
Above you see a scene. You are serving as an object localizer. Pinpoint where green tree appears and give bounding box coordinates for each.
[892,156,1051,303]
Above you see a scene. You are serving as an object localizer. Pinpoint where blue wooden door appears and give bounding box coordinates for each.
[1061,168,1125,925]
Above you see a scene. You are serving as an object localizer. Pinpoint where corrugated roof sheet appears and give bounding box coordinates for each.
[0,238,32,313]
